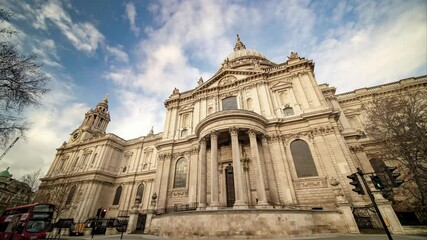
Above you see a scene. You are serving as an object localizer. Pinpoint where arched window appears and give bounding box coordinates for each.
[135,184,144,203]
[66,185,76,205]
[290,140,318,178]
[173,158,188,188]
[222,96,238,110]
[112,186,122,205]
[246,98,253,110]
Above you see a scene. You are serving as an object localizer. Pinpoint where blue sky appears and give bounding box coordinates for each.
[0,0,426,180]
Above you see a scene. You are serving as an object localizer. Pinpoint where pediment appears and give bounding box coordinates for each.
[270,81,293,91]
[194,69,260,93]
[178,105,194,113]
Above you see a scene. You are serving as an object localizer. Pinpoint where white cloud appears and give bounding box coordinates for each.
[311,1,427,93]
[34,1,104,54]
[1,77,89,180]
[106,45,129,63]
[108,90,165,139]
[125,2,139,36]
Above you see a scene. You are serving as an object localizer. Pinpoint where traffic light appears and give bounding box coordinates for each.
[370,175,385,190]
[385,166,404,187]
[96,207,102,217]
[100,208,107,218]
[347,173,365,195]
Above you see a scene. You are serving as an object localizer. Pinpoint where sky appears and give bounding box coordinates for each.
[0,0,426,181]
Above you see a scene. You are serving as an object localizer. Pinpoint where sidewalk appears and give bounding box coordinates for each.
[59,233,427,240]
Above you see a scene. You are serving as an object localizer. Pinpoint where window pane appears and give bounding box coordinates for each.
[222,97,237,110]
[113,186,122,205]
[66,186,76,205]
[290,140,318,178]
[173,158,187,188]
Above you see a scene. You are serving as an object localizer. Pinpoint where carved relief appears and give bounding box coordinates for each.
[294,178,328,190]
[218,75,237,86]
[229,127,239,136]
[171,190,188,198]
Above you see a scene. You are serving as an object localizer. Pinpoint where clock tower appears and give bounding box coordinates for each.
[69,95,111,143]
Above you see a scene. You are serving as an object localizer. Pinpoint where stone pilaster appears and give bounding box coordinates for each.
[197,137,207,210]
[230,127,248,209]
[209,131,220,208]
[261,135,279,204]
[248,130,268,207]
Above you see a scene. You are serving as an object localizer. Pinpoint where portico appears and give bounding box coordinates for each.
[195,110,271,210]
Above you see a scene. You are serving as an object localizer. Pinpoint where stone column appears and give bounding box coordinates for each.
[248,130,269,207]
[261,135,280,204]
[229,127,248,209]
[197,137,207,210]
[209,131,220,208]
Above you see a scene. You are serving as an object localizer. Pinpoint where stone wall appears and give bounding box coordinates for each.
[148,209,348,238]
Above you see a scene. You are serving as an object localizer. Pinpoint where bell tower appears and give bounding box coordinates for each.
[69,95,111,143]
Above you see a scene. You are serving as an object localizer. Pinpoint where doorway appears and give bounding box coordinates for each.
[225,164,235,207]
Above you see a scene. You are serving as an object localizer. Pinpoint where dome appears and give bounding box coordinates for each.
[0,167,12,178]
[222,35,269,65]
[226,48,267,62]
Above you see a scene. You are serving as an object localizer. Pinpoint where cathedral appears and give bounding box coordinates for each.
[39,36,426,238]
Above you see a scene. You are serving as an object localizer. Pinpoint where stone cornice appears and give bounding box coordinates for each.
[336,75,427,103]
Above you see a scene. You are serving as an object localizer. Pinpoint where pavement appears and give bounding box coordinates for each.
[58,233,427,240]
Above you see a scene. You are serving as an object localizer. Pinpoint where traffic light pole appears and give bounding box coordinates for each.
[356,168,393,240]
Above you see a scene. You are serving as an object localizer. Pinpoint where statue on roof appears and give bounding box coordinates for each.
[173,88,179,94]
[148,126,154,136]
[197,77,204,86]
[288,52,299,60]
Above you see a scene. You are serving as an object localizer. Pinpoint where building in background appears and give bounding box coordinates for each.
[38,36,426,238]
[0,167,32,211]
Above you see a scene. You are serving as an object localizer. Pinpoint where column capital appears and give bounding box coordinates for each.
[261,134,269,143]
[199,136,207,145]
[229,127,239,136]
[210,131,218,140]
[248,129,257,139]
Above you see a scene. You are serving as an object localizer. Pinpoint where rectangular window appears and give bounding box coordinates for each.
[222,96,238,110]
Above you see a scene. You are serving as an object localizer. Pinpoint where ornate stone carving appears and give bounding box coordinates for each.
[197,77,203,86]
[218,75,237,86]
[349,144,364,152]
[158,153,172,161]
[171,190,188,198]
[248,129,257,138]
[210,131,218,140]
[294,178,328,190]
[288,52,299,60]
[229,127,239,136]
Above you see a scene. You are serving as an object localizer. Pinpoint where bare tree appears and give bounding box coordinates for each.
[0,9,50,148]
[364,90,427,210]
[20,169,42,203]
[35,177,79,222]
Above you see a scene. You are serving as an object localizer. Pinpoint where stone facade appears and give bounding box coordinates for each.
[38,36,426,237]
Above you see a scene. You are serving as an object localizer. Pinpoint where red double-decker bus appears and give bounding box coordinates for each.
[0,203,55,240]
